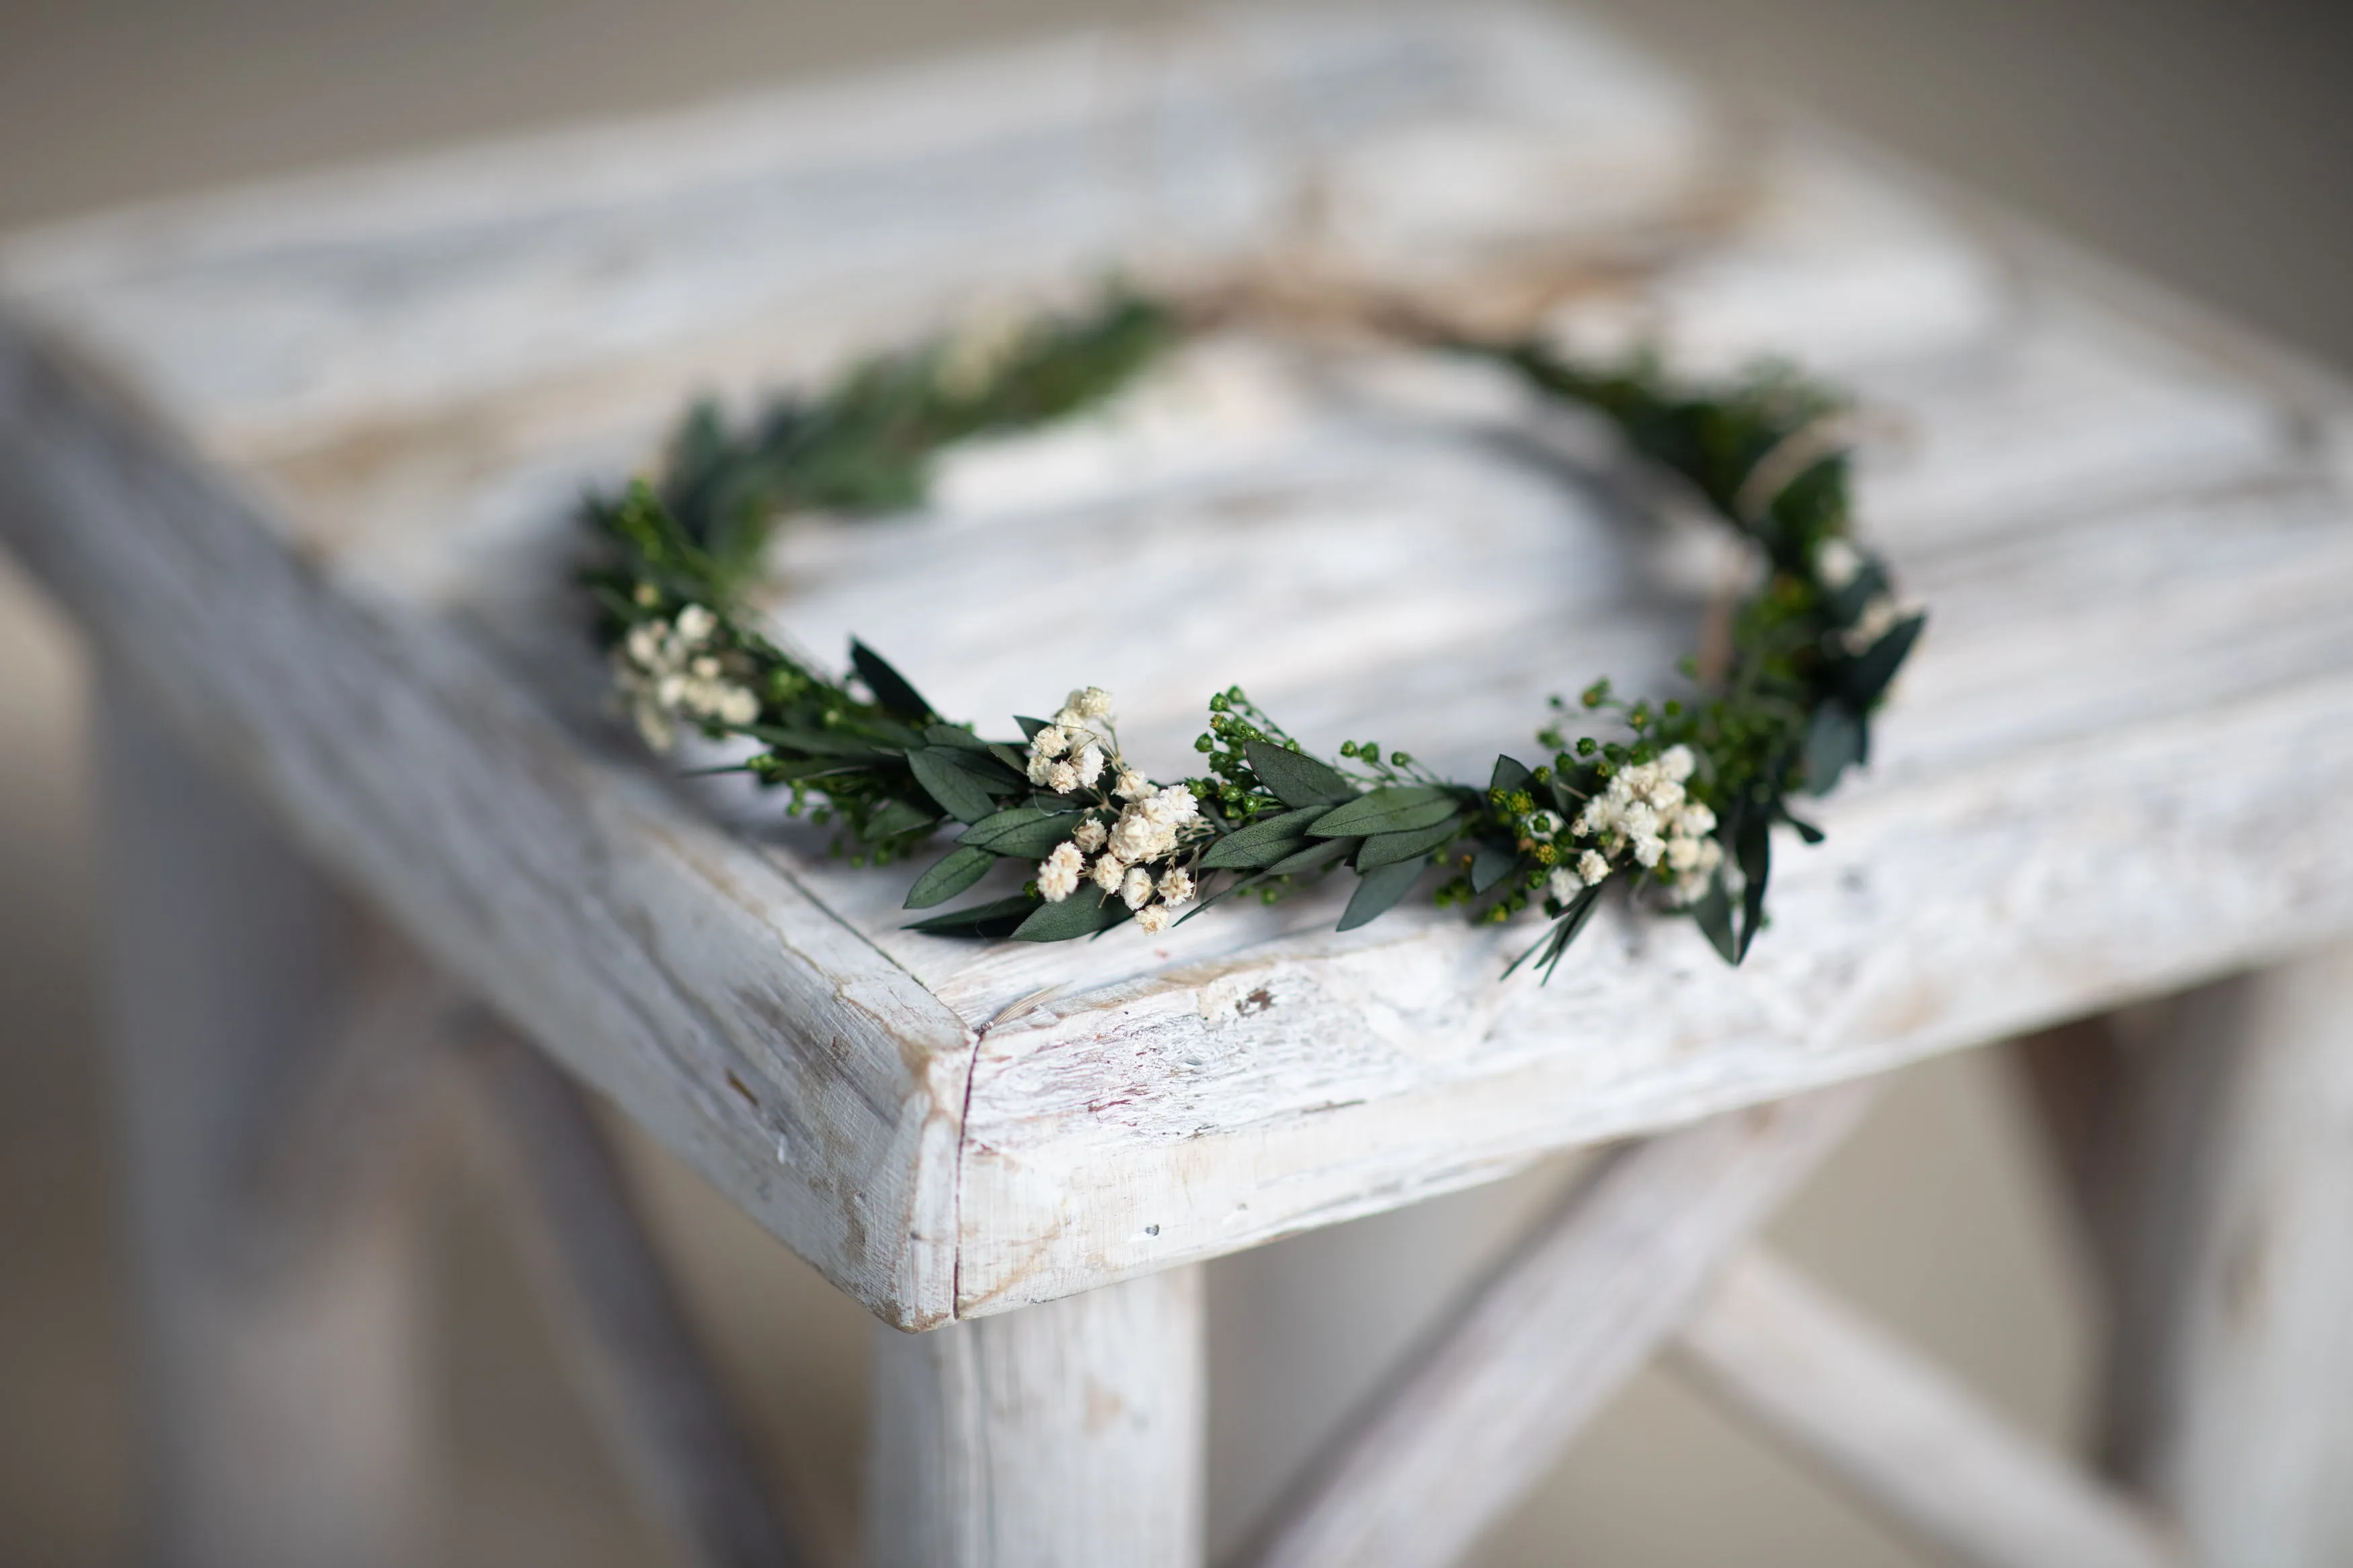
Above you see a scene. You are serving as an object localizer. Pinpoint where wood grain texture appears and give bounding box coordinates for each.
[1238,1084,1873,1568]
[2091,953,2353,1568]
[97,690,427,1568]
[864,1266,1204,1567]
[0,315,973,1327]
[6,4,2353,1319]
[481,1033,806,1568]
[1677,1249,2180,1568]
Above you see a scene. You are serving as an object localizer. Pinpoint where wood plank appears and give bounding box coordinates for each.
[2093,952,2353,1567]
[1677,1249,2180,1568]
[479,1032,805,1568]
[6,2,2353,1323]
[864,1266,1204,1567]
[1238,1084,1872,1568]
[0,313,975,1329]
[97,689,426,1567]
[226,925,477,1280]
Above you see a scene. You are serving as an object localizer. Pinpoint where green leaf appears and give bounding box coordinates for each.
[961,805,1086,857]
[1310,786,1457,839]
[922,723,991,751]
[1012,891,1130,942]
[863,798,941,840]
[1802,701,1865,796]
[1690,874,1739,964]
[1336,860,1426,932]
[1835,612,1925,712]
[851,639,934,720]
[1470,842,1522,895]
[1014,716,1053,741]
[1199,806,1331,870]
[1354,813,1465,868]
[904,893,1039,937]
[904,844,997,909]
[1243,740,1357,809]
[1488,755,1533,796]
[1542,885,1607,982]
[745,726,895,760]
[1264,838,1356,876]
[906,747,997,824]
[1734,804,1773,963]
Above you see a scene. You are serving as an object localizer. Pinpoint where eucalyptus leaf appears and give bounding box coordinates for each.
[1470,842,1522,895]
[1691,875,1739,965]
[1243,740,1357,809]
[1835,612,1925,712]
[906,747,996,824]
[1336,860,1425,932]
[1734,805,1773,963]
[1199,806,1330,870]
[1488,755,1533,796]
[1012,891,1129,942]
[745,726,894,760]
[1264,838,1356,876]
[904,844,996,909]
[1802,700,1864,796]
[961,806,1086,857]
[1354,813,1465,868]
[863,798,940,840]
[1014,716,1053,741]
[850,638,934,720]
[904,893,1039,938]
[922,724,991,751]
[1310,787,1456,839]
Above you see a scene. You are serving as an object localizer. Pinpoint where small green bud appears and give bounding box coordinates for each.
[1194,734,1215,753]
[1390,751,1411,767]
[1339,741,1357,757]
[1576,737,1597,757]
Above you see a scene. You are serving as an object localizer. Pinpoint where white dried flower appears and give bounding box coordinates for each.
[1114,769,1151,801]
[1071,819,1108,854]
[1068,687,1115,721]
[1647,778,1685,815]
[1622,761,1663,796]
[1047,761,1081,794]
[1147,784,1199,826]
[1694,837,1724,873]
[1027,751,1058,786]
[1579,848,1611,884]
[1666,836,1702,872]
[1675,802,1716,838]
[632,702,676,753]
[1815,537,1864,590]
[1659,744,1696,783]
[1135,903,1172,934]
[674,604,718,645]
[1547,868,1583,903]
[1091,855,1127,894]
[1631,833,1665,868]
[1109,805,1176,865]
[713,684,760,726]
[1120,865,1155,910]
[1156,868,1195,907]
[1619,802,1661,840]
[1574,797,1617,837]
[1029,725,1071,759]
[1037,843,1084,902]
[1071,743,1105,789]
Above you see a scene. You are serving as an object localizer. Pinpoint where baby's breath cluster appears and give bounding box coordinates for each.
[613,602,762,751]
[580,286,1923,976]
[1024,688,1204,934]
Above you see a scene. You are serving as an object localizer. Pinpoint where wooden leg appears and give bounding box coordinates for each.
[2089,952,2353,1568]
[97,687,426,1568]
[863,1268,1205,1568]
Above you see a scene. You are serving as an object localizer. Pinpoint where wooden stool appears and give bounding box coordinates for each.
[5,7,2351,1565]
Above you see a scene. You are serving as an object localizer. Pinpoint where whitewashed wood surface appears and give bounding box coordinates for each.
[5,3,2352,1322]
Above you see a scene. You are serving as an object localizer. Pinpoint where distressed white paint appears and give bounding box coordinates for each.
[865,1267,1204,1567]
[97,692,427,1568]
[1677,1249,2180,1568]
[481,1034,805,1568]
[2093,952,2353,1568]
[1237,1086,1872,1568]
[4,5,2352,1321]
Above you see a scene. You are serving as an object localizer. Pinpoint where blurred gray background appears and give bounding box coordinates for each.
[2,1,2347,1564]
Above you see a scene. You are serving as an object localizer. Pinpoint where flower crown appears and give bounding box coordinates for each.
[582,289,1921,980]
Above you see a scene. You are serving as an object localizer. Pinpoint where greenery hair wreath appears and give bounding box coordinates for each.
[583,288,1923,981]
